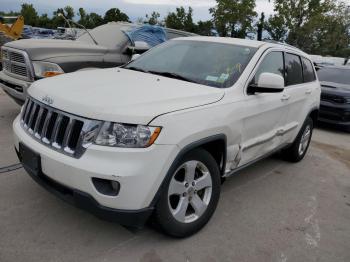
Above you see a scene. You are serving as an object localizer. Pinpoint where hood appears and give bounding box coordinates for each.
[320,81,350,96]
[28,68,225,125]
[5,39,107,60]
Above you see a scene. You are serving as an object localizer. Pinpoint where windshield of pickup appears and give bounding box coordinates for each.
[124,40,257,88]
[317,67,350,86]
[77,23,131,49]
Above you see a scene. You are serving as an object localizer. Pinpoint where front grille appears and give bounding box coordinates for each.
[321,93,348,104]
[1,47,33,81]
[20,98,102,158]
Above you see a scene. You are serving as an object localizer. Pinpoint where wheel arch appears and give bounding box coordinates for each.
[150,134,227,207]
[308,107,319,124]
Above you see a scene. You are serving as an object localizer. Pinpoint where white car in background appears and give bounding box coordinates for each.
[14,37,320,237]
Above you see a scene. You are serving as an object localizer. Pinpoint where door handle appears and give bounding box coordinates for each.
[281,95,290,101]
[305,89,312,95]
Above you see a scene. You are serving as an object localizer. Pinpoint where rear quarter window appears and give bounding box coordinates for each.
[302,58,316,82]
[285,53,303,86]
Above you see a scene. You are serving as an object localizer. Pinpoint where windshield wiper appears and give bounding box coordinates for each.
[148,71,199,84]
[125,66,149,73]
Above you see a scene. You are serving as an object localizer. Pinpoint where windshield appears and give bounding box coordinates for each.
[317,67,350,86]
[125,40,257,88]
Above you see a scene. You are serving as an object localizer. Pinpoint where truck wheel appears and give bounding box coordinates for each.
[154,148,221,238]
[282,117,313,162]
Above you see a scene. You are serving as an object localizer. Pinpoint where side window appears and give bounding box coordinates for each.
[253,51,284,85]
[285,53,303,86]
[302,57,316,82]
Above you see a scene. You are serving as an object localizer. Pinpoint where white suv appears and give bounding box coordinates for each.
[13,37,320,237]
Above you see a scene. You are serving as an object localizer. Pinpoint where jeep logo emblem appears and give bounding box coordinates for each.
[42,95,54,105]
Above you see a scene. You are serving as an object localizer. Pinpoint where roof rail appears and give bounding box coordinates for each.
[262,39,300,50]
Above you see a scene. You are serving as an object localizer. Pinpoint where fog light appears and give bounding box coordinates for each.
[92,178,120,196]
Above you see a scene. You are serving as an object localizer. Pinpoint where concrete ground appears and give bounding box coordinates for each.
[0,90,349,262]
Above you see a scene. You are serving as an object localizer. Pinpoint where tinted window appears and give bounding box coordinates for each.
[317,67,350,86]
[302,58,316,82]
[253,52,284,85]
[125,40,257,88]
[285,53,303,86]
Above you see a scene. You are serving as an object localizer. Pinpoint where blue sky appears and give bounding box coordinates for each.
[0,0,276,21]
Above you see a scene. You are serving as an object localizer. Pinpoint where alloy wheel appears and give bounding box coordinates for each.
[298,125,311,156]
[168,160,213,223]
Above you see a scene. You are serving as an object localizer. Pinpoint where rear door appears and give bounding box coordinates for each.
[282,53,317,143]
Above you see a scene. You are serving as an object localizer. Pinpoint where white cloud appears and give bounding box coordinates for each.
[2,0,276,21]
[123,0,215,7]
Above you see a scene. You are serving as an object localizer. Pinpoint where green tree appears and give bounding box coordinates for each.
[64,6,75,20]
[20,3,38,26]
[306,3,350,56]
[196,20,214,36]
[145,12,161,25]
[269,0,350,56]
[77,8,87,27]
[0,11,20,16]
[86,13,104,28]
[274,0,334,46]
[256,12,265,41]
[37,14,52,28]
[165,7,196,32]
[265,15,288,41]
[104,8,129,23]
[51,8,66,28]
[210,0,257,38]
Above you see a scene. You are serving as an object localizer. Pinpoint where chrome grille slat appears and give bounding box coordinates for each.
[1,47,34,81]
[63,119,75,151]
[41,111,53,144]
[27,104,38,133]
[21,99,29,120]
[51,115,63,149]
[20,97,102,158]
[33,107,44,136]
[23,100,33,127]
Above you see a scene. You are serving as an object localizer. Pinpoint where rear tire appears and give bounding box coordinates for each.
[282,117,313,162]
[154,148,221,238]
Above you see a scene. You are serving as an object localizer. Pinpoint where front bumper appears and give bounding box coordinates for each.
[13,116,179,224]
[0,71,31,104]
[16,147,154,227]
[319,102,350,130]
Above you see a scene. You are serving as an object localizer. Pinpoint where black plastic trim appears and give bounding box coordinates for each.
[149,134,227,207]
[16,146,153,228]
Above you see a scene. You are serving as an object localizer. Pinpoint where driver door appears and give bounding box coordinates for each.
[239,51,289,165]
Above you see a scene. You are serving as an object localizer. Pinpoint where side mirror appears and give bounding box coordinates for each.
[127,41,150,55]
[131,54,141,61]
[248,73,285,94]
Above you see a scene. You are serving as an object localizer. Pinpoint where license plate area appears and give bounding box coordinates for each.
[19,143,41,176]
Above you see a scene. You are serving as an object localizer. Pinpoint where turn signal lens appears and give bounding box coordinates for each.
[148,127,161,146]
[43,71,64,77]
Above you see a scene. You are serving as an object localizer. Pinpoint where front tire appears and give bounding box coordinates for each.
[282,117,313,162]
[154,149,221,238]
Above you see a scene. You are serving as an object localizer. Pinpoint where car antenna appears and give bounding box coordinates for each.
[57,13,99,45]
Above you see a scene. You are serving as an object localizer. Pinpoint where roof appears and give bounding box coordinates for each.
[174,36,266,48]
[173,36,307,55]
[317,65,350,70]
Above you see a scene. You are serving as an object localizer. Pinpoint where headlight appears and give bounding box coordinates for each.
[95,122,161,148]
[32,61,64,78]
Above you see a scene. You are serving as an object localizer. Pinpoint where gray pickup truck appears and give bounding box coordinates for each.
[0,22,195,104]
